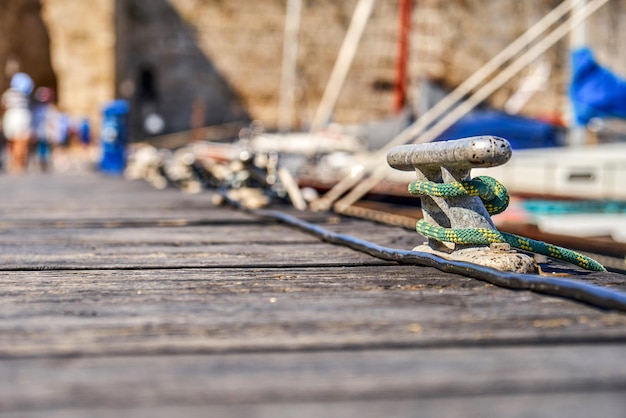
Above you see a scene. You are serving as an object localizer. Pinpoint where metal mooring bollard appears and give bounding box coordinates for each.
[387,136,536,273]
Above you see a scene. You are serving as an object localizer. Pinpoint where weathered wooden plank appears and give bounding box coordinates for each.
[0,175,196,205]
[1,345,625,415]
[1,266,625,358]
[0,220,421,261]
[0,241,389,270]
[0,212,418,271]
[0,173,332,220]
[4,393,625,418]
[0,210,417,245]
[0,199,257,224]
[0,224,319,245]
[0,210,256,226]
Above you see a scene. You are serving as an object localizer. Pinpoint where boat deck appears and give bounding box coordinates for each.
[1,172,626,417]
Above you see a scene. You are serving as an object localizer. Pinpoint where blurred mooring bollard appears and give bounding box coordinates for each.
[100,100,130,175]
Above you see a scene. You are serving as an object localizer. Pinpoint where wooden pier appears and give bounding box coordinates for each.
[1,172,626,417]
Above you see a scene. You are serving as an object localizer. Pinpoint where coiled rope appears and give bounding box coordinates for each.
[408,176,606,272]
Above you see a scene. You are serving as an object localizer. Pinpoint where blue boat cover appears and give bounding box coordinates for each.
[434,109,561,149]
[570,47,626,125]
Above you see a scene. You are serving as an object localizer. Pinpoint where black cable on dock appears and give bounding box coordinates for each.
[227,197,626,312]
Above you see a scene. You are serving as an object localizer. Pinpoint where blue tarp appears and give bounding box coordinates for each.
[570,47,626,125]
[434,109,561,149]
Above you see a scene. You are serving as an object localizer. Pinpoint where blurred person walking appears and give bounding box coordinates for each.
[1,72,34,173]
[31,87,56,172]
[78,117,91,147]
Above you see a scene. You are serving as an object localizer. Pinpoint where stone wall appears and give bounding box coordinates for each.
[167,0,401,129]
[40,0,115,124]
[0,0,56,94]
[114,0,250,140]
[0,0,114,133]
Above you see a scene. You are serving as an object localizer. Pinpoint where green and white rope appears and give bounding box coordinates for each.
[408,176,606,272]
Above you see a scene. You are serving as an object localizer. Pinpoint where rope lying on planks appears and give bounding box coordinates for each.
[407,176,606,272]
[221,193,626,312]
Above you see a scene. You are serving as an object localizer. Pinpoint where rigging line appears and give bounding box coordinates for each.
[314,0,579,209]
[331,0,610,212]
[309,0,377,132]
[313,0,604,211]
[223,196,626,312]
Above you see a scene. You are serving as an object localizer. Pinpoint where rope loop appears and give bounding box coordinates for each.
[411,176,606,272]
[409,175,509,215]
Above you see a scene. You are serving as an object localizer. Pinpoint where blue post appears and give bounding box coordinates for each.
[99,100,130,174]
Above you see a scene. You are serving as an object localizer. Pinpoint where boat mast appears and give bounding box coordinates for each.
[278,0,302,133]
[314,0,609,212]
[309,0,376,132]
[567,0,588,147]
